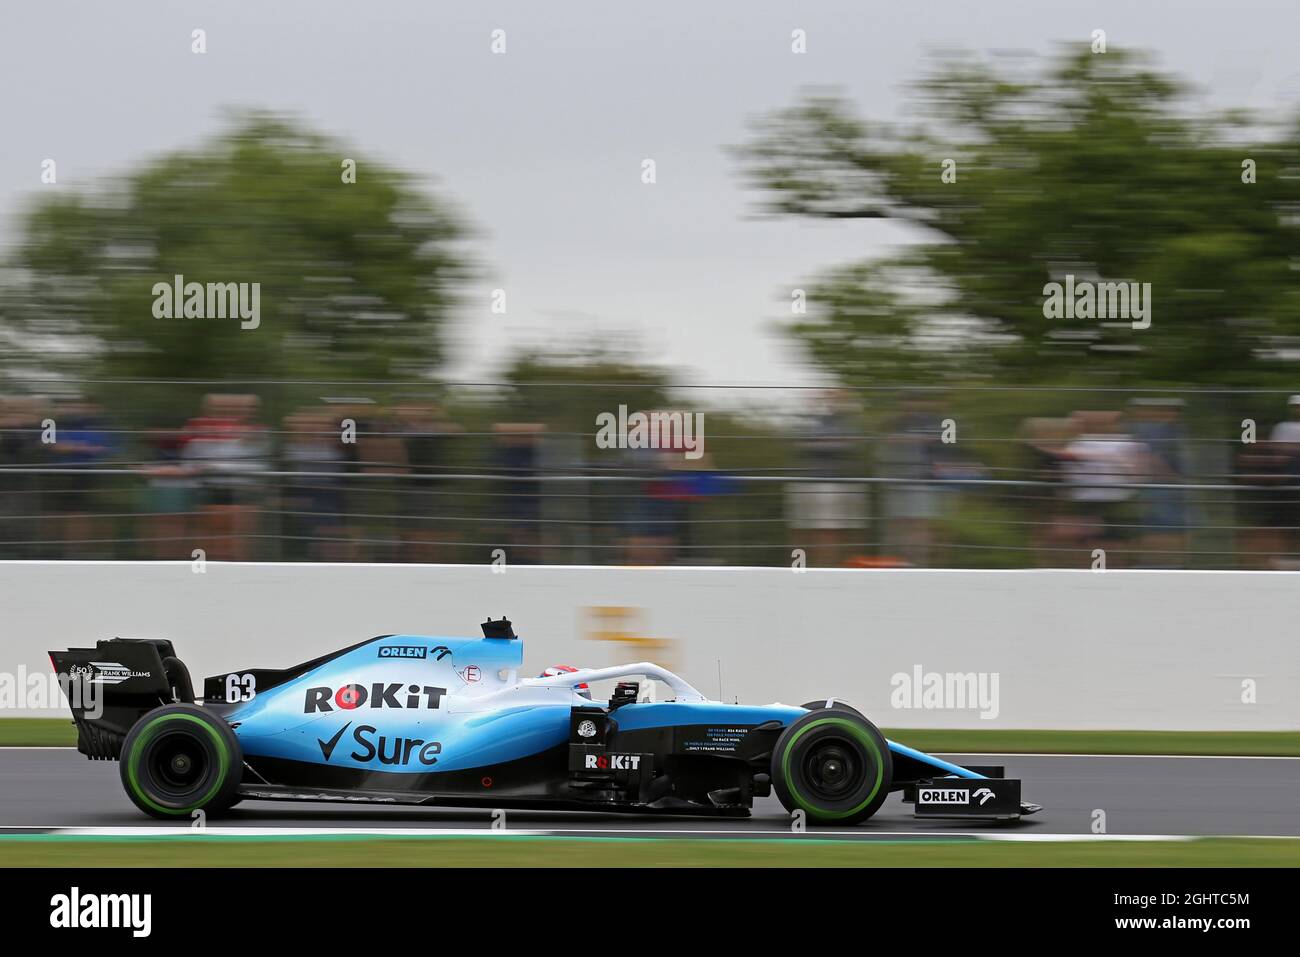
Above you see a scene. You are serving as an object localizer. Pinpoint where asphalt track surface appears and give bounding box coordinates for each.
[3,749,1297,840]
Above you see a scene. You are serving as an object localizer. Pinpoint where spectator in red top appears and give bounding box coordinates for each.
[181,394,269,561]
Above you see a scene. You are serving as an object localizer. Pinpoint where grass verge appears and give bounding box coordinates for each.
[9,721,1299,756]
[0,836,1294,867]
[0,719,77,747]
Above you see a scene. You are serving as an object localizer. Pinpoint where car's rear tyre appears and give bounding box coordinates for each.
[772,709,892,826]
[119,704,242,819]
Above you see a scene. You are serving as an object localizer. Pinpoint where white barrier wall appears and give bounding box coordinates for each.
[1,562,1296,730]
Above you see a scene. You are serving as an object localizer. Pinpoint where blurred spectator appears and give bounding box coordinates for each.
[394,404,460,563]
[0,398,44,559]
[880,397,942,566]
[1236,395,1300,569]
[1020,416,1080,565]
[1235,443,1291,569]
[784,391,865,567]
[137,430,198,560]
[669,451,736,565]
[1061,411,1144,562]
[623,412,735,566]
[622,441,687,565]
[181,394,269,561]
[615,409,733,566]
[5,382,1300,569]
[492,422,545,561]
[352,403,408,562]
[536,427,589,563]
[1127,399,1191,567]
[282,409,352,561]
[929,426,991,532]
[1268,396,1300,567]
[48,401,119,558]
[1270,395,1300,447]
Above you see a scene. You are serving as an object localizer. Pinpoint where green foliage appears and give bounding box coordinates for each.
[4,112,470,424]
[739,48,1300,391]
[498,347,672,438]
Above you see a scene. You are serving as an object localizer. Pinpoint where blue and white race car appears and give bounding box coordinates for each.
[51,618,1039,825]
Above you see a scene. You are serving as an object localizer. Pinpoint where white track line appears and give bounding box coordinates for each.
[4,825,1299,841]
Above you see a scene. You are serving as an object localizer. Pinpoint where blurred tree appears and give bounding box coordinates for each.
[738,48,1300,391]
[2,111,470,422]
[498,345,673,441]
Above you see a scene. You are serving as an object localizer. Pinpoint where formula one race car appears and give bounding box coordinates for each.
[50,619,1039,824]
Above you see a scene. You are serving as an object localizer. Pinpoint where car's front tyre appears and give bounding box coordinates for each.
[772,708,892,826]
[119,704,242,819]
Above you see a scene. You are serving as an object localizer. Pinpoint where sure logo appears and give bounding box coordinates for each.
[304,683,446,713]
[350,724,442,766]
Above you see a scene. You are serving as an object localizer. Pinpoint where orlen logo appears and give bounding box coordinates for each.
[377,646,427,660]
[584,753,641,771]
[918,788,969,805]
[304,683,446,713]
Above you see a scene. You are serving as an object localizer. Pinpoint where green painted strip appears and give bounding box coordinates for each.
[1,836,1297,867]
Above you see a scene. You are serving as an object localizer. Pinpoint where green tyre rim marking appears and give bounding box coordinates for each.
[782,717,885,819]
[126,713,230,816]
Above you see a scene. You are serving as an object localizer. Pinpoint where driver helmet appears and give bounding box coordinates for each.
[540,664,591,699]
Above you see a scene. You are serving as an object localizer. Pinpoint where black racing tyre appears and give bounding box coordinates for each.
[799,700,866,719]
[772,709,892,826]
[119,704,242,819]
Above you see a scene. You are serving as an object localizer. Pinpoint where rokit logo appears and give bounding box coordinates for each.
[317,721,442,766]
[584,753,641,771]
[304,683,446,713]
[49,887,151,937]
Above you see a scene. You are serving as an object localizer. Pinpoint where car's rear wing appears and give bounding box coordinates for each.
[47,638,195,760]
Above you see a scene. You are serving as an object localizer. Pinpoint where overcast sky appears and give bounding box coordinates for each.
[2,1,1296,391]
